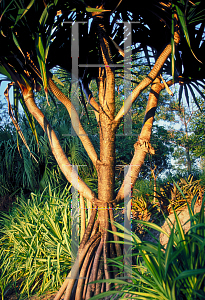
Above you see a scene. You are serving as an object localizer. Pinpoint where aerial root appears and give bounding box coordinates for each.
[95,254,104,295]
[54,205,124,300]
[75,236,101,300]
[63,232,101,300]
[54,231,100,300]
[79,208,97,251]
[109,205,122,257]
[103,208,111,293]
[86,239,104,298]
[54,209,97,300]
[82,255,95,299]
[91,219,99,237]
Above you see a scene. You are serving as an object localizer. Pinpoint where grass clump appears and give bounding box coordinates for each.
[0,184,72,299]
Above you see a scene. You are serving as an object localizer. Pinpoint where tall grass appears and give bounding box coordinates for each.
[0,184,72,299]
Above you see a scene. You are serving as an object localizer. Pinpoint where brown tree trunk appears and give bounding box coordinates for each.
[53,52,176,300]
[38,27,179,300]
[54,18,122,300]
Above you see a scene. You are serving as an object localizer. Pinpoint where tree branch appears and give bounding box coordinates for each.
[97,22,115,119]
[48,77,99,169]
[114,32,180,128]
[115,78,174,204]
[22,88,97,204]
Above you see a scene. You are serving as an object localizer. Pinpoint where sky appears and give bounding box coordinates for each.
[0,78,15,129]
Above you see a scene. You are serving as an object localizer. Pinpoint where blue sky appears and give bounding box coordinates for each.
[0,78,15,128]
[0,78,11,103]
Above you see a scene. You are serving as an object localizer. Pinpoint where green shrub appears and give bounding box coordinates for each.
[133,179,156,200]
[0,184,73,299]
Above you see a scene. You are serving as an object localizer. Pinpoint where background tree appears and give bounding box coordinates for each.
[164,100,194,175]
[163,99,203,176]
[189,97,205,163]
[172,103,194,175]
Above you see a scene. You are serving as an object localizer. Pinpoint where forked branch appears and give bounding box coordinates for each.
[116,78,174,204]
[21,88,97,204]
[48,77,99,168]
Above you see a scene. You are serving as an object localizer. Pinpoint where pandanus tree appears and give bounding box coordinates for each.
[1,0,205,299]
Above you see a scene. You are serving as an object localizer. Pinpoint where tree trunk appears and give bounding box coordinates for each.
[19,28,179,300]
[54,17,123,300]
[53,50,176,299]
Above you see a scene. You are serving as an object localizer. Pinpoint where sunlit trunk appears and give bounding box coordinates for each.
[54,27,179,300]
